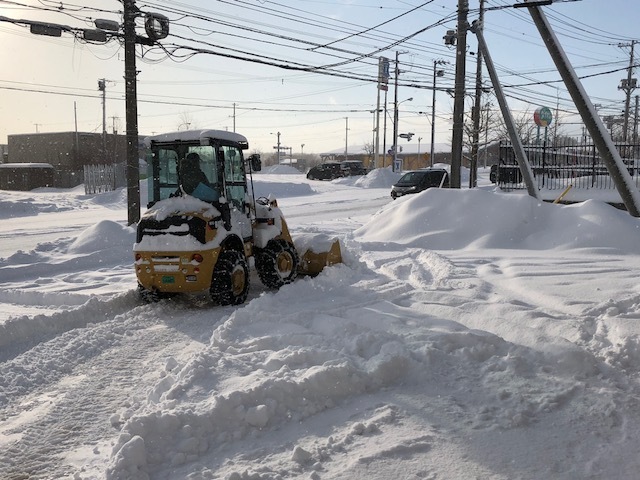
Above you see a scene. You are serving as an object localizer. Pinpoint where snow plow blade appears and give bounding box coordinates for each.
[294,234,343,276]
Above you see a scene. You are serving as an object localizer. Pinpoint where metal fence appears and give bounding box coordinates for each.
[497,140,640,190]
[83,163,126,194]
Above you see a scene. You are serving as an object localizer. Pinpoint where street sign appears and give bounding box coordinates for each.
[378,57,390,84]
[378,57,390,91]
[534,106,553,127]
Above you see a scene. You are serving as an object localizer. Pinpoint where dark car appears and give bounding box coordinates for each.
[307,163,344,181]
[490,163,522,184]
[391,168,449,199]
[340,160,368,176]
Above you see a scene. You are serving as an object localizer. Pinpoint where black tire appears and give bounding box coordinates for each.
[255,239,299,289]
[210,250,250,306]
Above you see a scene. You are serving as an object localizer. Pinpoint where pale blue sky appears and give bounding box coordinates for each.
[1,0,639,155]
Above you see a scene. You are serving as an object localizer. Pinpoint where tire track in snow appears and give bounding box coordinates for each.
[0,299,229,480]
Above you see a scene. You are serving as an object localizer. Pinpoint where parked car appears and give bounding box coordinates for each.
[340,160,368,176]
[307,163,344,181]
[491,163,522,184]
[391,168,449,199]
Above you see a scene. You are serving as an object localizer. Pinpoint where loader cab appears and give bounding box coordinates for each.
[145,130,251,211]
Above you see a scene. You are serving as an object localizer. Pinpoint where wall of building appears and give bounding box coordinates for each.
[6,132,137,188]
[8,132,128,167]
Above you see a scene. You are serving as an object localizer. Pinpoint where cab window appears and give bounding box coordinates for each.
[220,145,246,210]
[150,147,179,202]
[186,146,217,186]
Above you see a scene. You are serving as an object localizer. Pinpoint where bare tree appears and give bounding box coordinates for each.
[463,97,501,160]
[362,141,374,156]
[177,112,198,131]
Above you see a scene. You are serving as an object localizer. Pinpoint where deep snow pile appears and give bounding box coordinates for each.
[357,188,640,252]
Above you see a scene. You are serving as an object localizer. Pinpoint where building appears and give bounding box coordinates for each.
[4,132,142,189]
[0,163,55,190]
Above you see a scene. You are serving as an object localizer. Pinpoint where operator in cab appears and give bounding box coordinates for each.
[178,152,219,202]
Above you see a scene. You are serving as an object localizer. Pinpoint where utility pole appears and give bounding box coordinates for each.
[74,102,79,164]
[634,95,639,146]
[124,0,140,225]
[469,0,485,187]
[619,40,637,143]
[390,53,413,171]
[392,51,400,171]
[110,115,119,164]
[450,0,469,189]
[233,103,236,132]
[98,78,107,163]
[344,117,349,160]
[382,88,389,168]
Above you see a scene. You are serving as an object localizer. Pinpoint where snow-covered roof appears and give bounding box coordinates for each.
[144,129,249,148]
[0,162,54,169]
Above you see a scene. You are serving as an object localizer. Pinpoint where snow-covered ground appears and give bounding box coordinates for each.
[2,166,640,479]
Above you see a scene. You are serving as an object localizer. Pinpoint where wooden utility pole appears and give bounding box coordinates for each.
[469,0,485,188]
[620,40,637,142]
[450,0,469,189]
[124,0,141,225]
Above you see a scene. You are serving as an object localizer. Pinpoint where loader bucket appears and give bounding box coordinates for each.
[294,233,343,276]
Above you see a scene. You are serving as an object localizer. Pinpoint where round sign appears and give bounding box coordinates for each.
[534,107,553,127]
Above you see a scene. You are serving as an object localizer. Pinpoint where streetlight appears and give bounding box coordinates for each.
[392,97,413,171]
[431,60,447,167]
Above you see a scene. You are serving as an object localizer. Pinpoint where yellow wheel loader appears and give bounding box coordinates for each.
[133,129,341,305]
